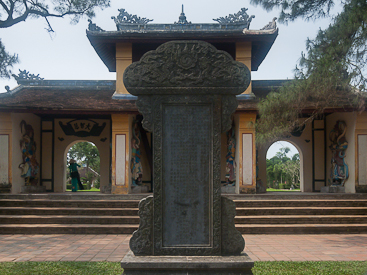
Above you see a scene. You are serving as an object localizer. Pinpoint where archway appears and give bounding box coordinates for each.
[64,141,100,192]
[265,141,304,192]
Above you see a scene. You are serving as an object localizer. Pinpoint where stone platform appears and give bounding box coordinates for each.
[320,186,345,193]
[20,186,46,193]
[121,251,254,275]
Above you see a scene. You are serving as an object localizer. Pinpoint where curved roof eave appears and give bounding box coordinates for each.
[86,28,278,72]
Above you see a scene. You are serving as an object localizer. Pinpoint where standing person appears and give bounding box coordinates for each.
[68,159,83,192]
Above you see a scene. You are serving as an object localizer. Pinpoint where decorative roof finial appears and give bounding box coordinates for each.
[213,8,255,29]
[175,4,191,24]
[261,17,277,30]
[12,69,44,83]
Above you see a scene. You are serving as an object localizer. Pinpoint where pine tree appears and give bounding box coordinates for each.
[252,0,367,143]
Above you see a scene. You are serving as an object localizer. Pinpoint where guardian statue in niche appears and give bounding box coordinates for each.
[225,125,236,186]
[18,120,39,186]
[131,118,143,186]
[329,120,349,186]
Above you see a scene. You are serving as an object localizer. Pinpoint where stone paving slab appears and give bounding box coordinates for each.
[0,234,366,262]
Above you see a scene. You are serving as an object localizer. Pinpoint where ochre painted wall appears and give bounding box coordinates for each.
[0,113,12,187]
[355,111,367,190]
[111,113,131,194]
[115,43,132,95]
[235,112,256,193]
[235,42,252,94]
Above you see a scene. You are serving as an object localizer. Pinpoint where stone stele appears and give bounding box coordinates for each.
[122,40,254,274]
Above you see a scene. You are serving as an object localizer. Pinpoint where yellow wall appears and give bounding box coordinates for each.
[0,113,12,187]
[236,42,252,94]
[116,43,132,95]
[355,111,367,188]
[111,113,131,194]
[235,112,256,193]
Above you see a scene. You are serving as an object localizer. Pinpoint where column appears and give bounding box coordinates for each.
[356,111,367,192]
[236,112,256,194]
[236,42,252,94]
[111,113,131,194]
[0,113,12,189]
[115,43,132,95]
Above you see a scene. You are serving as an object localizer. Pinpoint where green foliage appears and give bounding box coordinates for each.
[0,40,18,79]
[68,142,100,173]
[253,0,367,144]
[267,147,300,189]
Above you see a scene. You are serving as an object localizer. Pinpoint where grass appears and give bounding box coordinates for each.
[66,187,100,192]
[0,261,366,275]
[266,188,301,192]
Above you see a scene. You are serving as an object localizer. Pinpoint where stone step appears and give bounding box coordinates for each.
[0,207,138,216]
[0,224,138,234]
[224,193,367,200]
[234,200,367,207]
[235,215,367,224]
[236,207,367,216]
[0,199,139,208]
[0,194,150,200]
[236,224,367,234]
[0,215,139,224]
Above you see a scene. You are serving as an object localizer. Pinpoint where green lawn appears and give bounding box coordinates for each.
[266,188,301,192]
[66,187,100,192]
[0,261,366,275]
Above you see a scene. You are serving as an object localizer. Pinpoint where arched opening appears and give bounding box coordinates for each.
[64,141,100,192]
[265,141,303,192]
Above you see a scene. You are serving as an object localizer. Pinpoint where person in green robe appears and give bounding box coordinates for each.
[68,159,81,192]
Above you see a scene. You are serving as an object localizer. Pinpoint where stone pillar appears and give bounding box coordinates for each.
[236,42,252,94]
[115,43,132,95]
[121,40,254,274]
[236,112,256,194]
[0,113,12,192]
[111,113,131,194]
[356,111,367,193]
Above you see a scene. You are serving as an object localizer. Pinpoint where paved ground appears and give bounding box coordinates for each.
[0,234,366,262]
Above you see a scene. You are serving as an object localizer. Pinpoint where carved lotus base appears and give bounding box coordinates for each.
[121,250,254,275]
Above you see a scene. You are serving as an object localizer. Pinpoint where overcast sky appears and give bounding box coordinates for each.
[1,0,338,92]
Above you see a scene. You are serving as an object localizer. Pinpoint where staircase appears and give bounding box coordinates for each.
[0,194,143,234]
[0,193,367,234]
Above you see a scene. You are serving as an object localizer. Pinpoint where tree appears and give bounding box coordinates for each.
[68,142,100,173]
[252,0,367,144]
[0,0,110,78]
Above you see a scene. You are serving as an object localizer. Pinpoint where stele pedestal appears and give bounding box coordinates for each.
[121,40,254,275]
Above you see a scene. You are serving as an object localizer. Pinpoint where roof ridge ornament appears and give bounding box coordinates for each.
[213,8,255,28]
[88,19,104,32]
[12,69,44,83]
[261,17,277,30]
[174,5,191,25]
[112,8,153,30]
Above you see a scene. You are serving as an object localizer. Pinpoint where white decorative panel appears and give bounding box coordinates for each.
[358,135,367,185]
[242,134,253,185]
[0,135,9,184]
[116,134,126,186]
